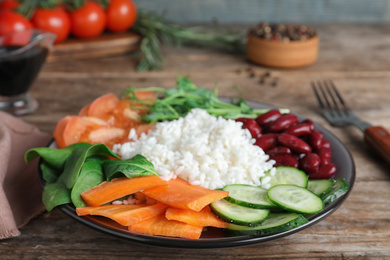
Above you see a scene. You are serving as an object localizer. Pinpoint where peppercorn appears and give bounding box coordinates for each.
[249,22,316,42]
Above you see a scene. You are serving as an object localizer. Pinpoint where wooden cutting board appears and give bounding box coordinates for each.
[47,31,141,62]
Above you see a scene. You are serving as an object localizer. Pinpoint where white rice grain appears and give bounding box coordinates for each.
[113,109,275,190]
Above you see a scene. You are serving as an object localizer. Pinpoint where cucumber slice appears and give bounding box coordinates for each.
[307,179,335,197]
[210,199,270,227]
[322,178,350,204]
[267,184,324,214]
[261,166,308,189]
[226,212,308,236]
[222,184,278,210]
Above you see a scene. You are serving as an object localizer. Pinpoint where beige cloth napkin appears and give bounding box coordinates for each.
[0,111,51,239]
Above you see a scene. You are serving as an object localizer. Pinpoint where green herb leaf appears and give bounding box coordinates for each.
[126,76,282,123]
[104,154,159,181]
[42,174,72,211]
[132,11,245,71]
[40,162,61,183]
[71,160,105,208]
[25,143,92,170]
[62,144,120,189]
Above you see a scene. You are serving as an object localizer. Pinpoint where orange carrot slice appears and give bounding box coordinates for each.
[128,214,203,240]
[76,203,168,226]
[141,178,229,212]
[165,205,229,228]
[76,204,143,218]
[81,176,167,206]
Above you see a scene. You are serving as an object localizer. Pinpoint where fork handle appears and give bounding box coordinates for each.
[364,126,390,164]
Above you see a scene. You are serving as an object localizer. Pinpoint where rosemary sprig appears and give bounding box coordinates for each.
[132,11,246,71]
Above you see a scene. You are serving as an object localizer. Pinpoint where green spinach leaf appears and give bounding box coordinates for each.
[42,174,71,211]
[25,143,92,170]
[71,160,105,208]
[62,143,120,189]
[40,162,61,183]
[104,154,159,181]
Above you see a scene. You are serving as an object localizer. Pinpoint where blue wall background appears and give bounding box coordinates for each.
[133,0,390,24]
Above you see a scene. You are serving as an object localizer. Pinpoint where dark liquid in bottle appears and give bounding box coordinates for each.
[0,45,48,96]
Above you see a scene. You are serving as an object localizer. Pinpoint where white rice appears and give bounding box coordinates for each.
[113,109,275,190]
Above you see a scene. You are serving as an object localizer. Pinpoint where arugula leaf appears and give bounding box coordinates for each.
[104,154,159,181]
[125,76,286,123]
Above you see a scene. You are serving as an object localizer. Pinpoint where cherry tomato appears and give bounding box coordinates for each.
[0,0,20,10]
[31,7,71,44]
[69,1,106,38]
[106,0,137,32]
[0,10,33,36]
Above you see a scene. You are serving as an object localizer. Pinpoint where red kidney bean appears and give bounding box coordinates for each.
[242,119,262,138]
[266,146,292,157]
[300,153,321,172]
[267,113,299,132]
[270,155,299,168]
[292,153,303,161]
[255,133,279,151]
[320,139,331,149]
[283,123,311,136]
[277,133,312,154]
[307,129,324,150]
[255,109,281,126]
[317,147,332,165]
[308,164,337,179]
[235,117,248,123]
[302,119,315,131]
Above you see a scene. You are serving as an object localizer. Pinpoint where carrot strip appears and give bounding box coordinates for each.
[128,214,203,240]
[76,204,143,217]
[81,176,167,206]
[76,203,168,226]
[165,205,229,228]
[141,178,229,212]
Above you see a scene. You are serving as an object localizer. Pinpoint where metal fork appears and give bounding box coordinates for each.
[312,80,390,164]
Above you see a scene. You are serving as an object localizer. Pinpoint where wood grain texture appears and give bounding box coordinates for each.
[47,32,141,62]
[3,24,390,259]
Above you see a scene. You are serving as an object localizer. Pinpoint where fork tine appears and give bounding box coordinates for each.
[312,80,346,113]
[312,80,372,131]
[326,80,349,110]
[323,80,342,112]
[311,81,326,109]
[312,81,334,110]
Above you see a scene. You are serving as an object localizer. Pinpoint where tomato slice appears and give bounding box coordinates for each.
[54,91,157,148]
[61,116,108,147]
[126,90,156,116]
[78,104,90,116]
[88,127,125,146]
[53,116,72,148]
[87,93,120,120]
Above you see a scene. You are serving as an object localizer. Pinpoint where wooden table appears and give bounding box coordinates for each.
[2,24,390,259]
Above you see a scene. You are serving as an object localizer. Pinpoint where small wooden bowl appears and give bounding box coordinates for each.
[246,33,319,68]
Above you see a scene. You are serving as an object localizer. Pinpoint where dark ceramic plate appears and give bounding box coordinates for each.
[39,100,355,249]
